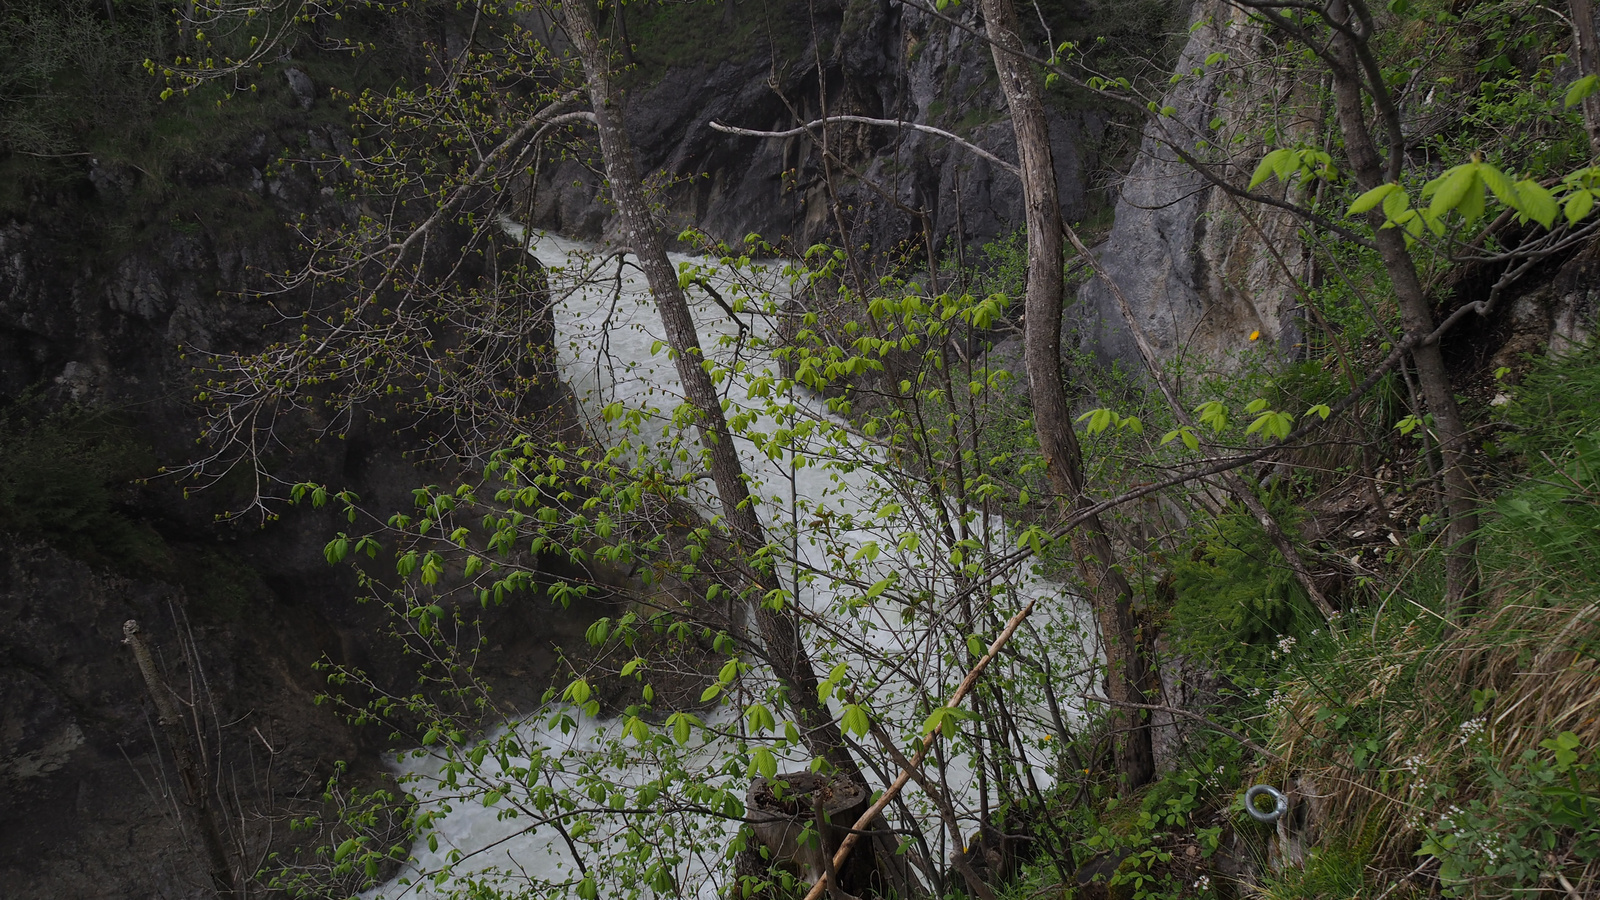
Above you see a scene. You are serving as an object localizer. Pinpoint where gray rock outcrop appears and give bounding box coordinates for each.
[1074,0,1308,376]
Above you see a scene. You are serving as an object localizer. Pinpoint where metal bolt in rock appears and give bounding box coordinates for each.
[1244,784,1290,824]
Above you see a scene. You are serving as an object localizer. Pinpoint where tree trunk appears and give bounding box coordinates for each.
[556,0,857,778]
[977,0,1154,790]
[123,621,238,898]
[1568,0,1600,155]
[1320,5,1481,613]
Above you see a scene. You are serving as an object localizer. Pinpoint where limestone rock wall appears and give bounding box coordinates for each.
[1074,0,1310,376]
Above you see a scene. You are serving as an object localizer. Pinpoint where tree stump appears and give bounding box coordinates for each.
[746,772,869,891]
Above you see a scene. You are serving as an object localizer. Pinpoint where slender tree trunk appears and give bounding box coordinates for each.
[1568,0,1600,155]
[123,621,238,898]
[556,0,857,777]
[611,0,635,67]
[977,0,1154,790]
[1320,6,1481,613]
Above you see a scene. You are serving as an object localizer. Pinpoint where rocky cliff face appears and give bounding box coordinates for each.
[0,57,597,896]
[530,0,1115,257]
[1072,0,1599,379]
[0,4,1176,884]
[1073,0,1309,376]
[0,542,364,898]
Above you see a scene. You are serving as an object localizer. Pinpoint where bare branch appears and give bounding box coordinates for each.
[710,116,1020,176]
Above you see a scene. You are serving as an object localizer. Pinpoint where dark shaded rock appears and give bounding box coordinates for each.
[1150,633,1221,773]
[1074,850,1132,900]
[528,1,1110,257]
[0,541,366,899]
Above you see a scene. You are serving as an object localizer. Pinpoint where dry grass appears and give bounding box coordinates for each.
[1245,589,1600,895]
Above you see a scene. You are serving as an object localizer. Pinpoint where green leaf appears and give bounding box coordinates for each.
[1348,182,1400,215]
[841,704,871,737]
[1514,179,1558,228]
[1382,185,1413,223]
[752,746,778,778]
[1426,165,1477,219]
[1565,189,1595,225]
[1077,407,1115,434]
[1566,74,1599,109]
[1480,164,1517,206]
[745,703,776,733]
[334,838,359,863]
[922,707,968,739]
[966,633,986,657]
[1273,148,1300,181]
[567,678,591,705]
[1245,398,1268,414]
[1194,400,1228,432]
[669,712,693,744]
[324,535,349,565]
[1249,149,1288,189]
[1455,176,1485,223]
[627,715,650,742]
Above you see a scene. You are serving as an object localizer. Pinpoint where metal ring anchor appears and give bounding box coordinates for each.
[1244,784,1289,825]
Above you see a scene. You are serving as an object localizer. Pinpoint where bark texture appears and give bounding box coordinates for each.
[1568,0,1600,156]
[557,0,857,777]
[1315,0,1481,611]
[978,0,1154,789]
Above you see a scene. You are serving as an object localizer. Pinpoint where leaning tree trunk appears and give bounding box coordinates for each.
[978,0,1154,790]
[1319,1,1481,614]
[1567,0,1600,156]
[556,0,857,778]
[124,621,238,898]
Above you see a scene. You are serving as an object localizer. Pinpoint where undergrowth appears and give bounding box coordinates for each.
[983,342,1600,900]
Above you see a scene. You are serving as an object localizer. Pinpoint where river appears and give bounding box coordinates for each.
[367,231,1096,899]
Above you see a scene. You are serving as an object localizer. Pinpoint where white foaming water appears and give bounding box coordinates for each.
[369,232,1097,899]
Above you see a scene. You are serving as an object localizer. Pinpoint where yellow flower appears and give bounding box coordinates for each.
[1249,329,1262,341]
